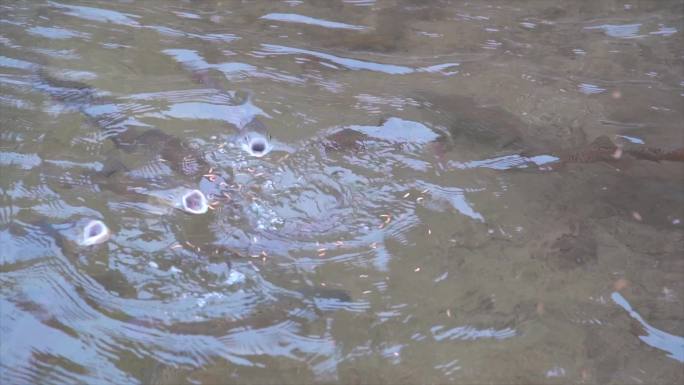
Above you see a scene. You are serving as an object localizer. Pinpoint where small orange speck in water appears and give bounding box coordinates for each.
[613,278,629,291]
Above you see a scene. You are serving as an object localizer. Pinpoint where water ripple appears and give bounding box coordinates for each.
[26,26,90,40]
[49,1,141,27]
[257,44,459,75]
[261,13,367,31]
[430,324,517,341]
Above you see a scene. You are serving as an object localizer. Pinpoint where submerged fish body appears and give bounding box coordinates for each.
[34,72,209,212]
[27,68,361,332]
[33,69,280,214]
[98,126,209,178]
[31,217,111,256]
[35,67,274,166]
[547,135,684,169]
[184,68,279,158]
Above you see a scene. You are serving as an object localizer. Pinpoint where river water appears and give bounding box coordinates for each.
[1,1,683,384]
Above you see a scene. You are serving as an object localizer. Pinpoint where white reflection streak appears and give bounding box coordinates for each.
[578,83,606,95]
[584,24,644,39]
[26,26,91,40]
[312,297,371,312]
[142,101,266,128]
[0,152,42,169]
[50,2,239,43]
[416,181,485,222]
[616,135,645,144]
[48,1,141,26]
[451,154,559,170]
[261,13,367,30]
[431,324,516,341]
[349,117,440,144]
[0,55,38,70]
[649,25,677,36]
[435,359,461,376]
[258,44,459,75]
[612,292,684,362]
[163,49,303,86]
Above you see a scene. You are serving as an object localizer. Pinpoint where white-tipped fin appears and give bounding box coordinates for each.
[81,220,110,246]
[181,189,208,214]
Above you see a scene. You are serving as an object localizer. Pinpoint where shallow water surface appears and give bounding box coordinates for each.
[1,1,683,384]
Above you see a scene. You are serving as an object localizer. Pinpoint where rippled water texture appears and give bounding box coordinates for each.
[1,1,683,384]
